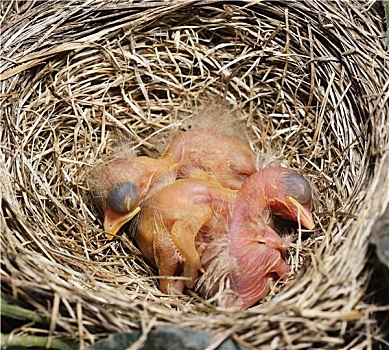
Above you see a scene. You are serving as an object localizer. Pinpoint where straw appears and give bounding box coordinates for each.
[1,1,388,348]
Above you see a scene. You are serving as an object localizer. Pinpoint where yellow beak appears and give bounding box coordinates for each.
[287,196,315,230]
[103,206,141,240]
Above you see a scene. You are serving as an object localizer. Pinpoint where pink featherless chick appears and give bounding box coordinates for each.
[198,167,314,309]
[163,127,257,190]
[136,176,236,294]
[163,100,257,190]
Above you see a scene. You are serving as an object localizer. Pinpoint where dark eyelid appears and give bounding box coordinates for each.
[107,182,138,213]
[283,173,312,204]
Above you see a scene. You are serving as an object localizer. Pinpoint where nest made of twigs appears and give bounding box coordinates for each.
[1,1,388,349]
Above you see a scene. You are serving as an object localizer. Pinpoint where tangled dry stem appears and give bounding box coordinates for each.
[1,1,388,349]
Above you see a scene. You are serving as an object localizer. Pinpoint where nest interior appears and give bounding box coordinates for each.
[1,1,388,349]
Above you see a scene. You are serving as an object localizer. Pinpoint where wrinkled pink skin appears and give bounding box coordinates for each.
[227,169,292,309]
[226,167,313,308]
[137,167,312,308]
[164,128,257,190]
[137,177,236,294]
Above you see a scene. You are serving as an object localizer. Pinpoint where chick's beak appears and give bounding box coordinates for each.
[287,196,315,230]
[103,206,141,240]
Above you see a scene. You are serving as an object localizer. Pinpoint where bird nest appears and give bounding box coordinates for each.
[1,1,388,349]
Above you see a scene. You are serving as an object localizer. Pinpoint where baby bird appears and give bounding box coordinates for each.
[163,127,257,190]
[137,176,237,294]
[90,129,256,240]
[136,167,314,308]
[201,167,314,309]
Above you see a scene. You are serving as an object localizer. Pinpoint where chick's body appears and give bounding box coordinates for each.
[164,128,257,189]
[137,177,236,294]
